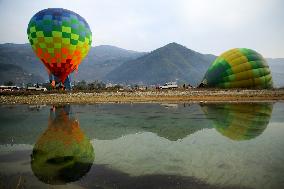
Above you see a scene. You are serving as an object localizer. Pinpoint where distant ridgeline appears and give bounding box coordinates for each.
[0,43,144,85]
[0,43,283,87]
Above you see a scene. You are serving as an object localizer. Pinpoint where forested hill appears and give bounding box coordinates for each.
[105,43,216,86]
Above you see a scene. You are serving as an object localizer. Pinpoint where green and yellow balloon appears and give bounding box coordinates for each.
[200,48,273,89]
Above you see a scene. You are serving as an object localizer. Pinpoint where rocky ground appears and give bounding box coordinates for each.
[1,89,284,104]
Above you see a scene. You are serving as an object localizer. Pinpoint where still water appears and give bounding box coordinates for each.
[0,102,283,189]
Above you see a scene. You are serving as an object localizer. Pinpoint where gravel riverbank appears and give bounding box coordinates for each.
[1,89,284,104]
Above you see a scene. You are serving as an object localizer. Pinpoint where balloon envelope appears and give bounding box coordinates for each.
[27,8,92,82]
[200,48,273,88]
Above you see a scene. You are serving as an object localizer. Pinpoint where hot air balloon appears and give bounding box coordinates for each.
[27,8,92,83]
[201,103,273,141]
[31,105,94,185]
[200,48,273,89]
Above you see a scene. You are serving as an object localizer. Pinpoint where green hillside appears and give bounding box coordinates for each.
[105,43,216,86]
[0,63,44,85]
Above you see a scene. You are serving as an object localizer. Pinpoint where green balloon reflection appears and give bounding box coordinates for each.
[31,105,94,185]
[201,103,273,141]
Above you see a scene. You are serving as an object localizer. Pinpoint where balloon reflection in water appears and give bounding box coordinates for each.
[31,105,94,185]
[201,103,273,141]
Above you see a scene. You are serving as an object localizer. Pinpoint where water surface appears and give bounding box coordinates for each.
[0,102,284,189]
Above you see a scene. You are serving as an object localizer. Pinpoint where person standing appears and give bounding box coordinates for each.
[49,74,72,90]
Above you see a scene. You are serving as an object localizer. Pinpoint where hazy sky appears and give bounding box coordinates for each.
[0,0,283,57]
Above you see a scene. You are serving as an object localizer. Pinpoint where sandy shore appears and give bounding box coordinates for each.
[1,89,284,104]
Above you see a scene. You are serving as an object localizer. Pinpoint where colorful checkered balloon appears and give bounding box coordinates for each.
[200,48,273,88]
[27,8,92,82]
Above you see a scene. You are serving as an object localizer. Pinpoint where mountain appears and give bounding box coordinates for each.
[0,63,44,85]
[78,45,145,81]
[0,43,46,85]
[266,58,284,88]
[1,43,283,87]
[104,43,216,86]
[0,43,144,85]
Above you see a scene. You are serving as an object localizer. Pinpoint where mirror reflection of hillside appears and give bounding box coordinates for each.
[0,104,212,143]
[78,103,212,141]
[201,103,273,141]
[1,103,280,144]
[31,105,94,185]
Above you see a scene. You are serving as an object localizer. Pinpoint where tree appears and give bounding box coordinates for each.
[73,80,88,90]
[4,81,14,86]
[88,81,106,90]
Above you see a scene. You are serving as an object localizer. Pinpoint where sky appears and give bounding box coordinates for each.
[0,0,283,58]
